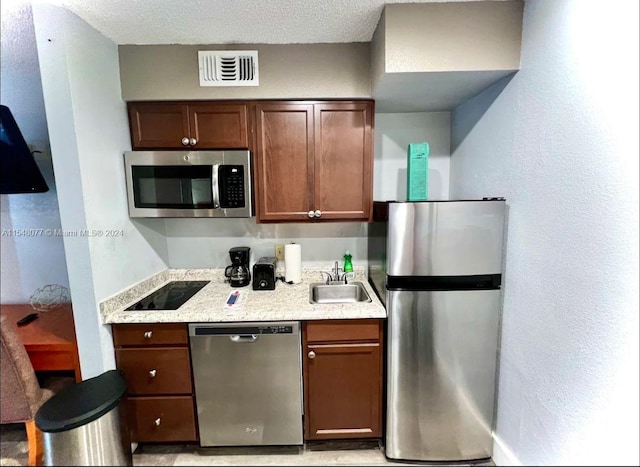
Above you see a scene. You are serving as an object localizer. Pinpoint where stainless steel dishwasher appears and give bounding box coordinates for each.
[188,322,303,447]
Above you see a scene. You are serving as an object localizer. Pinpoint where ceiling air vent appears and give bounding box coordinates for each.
[198,51,259,87]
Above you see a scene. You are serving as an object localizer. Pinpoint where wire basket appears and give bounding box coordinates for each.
[30,284,70,312]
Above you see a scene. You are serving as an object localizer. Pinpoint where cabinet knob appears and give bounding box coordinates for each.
[308,351,316,359]
[143,331,153,339]
[149,369,157,378]
[308,211,315,218]
[181,137,190,146]
[154,418,161,427]
[189,138,197,146]
[314,210,322,218]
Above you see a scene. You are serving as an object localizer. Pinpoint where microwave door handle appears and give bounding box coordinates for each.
[211,164,221,209]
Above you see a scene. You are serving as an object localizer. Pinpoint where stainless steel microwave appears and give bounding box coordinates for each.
[124,150,253,218]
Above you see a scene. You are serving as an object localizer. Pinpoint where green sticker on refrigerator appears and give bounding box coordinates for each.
[407,142,429,201]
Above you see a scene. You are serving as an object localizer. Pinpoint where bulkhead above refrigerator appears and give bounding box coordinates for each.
[124,150,253,218]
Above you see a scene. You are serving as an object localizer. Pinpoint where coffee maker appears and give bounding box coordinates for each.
[224,247,251,287]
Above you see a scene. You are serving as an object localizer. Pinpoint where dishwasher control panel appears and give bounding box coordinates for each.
[260,325,293,334]
[193,325,293,336]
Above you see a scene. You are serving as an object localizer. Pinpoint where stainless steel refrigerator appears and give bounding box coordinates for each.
[368,200,506,462]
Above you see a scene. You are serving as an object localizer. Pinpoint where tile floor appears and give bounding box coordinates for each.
[0,424,493,466]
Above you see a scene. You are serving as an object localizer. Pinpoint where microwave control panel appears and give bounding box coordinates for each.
[218,165,246,208]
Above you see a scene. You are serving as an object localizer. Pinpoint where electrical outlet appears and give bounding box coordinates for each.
[275,244,285,261]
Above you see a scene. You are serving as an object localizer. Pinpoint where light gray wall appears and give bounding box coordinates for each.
[450,0,639,465]
[0,157,70,303]
[0,2,50,151]
[164,219,366,272]
[33,4,169,378]
[374,112,450,201]
[0,2,70,303]
[383,1,523,73]
[119,43,370,101]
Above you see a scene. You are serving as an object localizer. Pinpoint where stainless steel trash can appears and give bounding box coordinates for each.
[35,369,132,466]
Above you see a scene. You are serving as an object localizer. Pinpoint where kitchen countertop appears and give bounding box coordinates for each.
[100,267,386,324]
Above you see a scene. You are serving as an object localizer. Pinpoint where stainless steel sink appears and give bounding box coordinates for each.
[309,281,372,304]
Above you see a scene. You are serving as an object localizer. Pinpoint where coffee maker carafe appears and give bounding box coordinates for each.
[224,247,251,287]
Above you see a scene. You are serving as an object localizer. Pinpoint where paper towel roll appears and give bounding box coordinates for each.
[284,243,302,284]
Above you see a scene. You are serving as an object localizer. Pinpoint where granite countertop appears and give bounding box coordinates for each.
[100,267,386,324]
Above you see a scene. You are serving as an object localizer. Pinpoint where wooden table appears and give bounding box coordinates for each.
[1,303,82,382]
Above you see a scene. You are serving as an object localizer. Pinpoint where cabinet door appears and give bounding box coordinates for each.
[188,103,249,149]
[313,102,373,221]
[303,341,382,440]
[128,103,190,149]
[255,103,314,222]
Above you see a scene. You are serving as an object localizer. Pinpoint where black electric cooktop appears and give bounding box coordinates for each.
[127,280,210,311]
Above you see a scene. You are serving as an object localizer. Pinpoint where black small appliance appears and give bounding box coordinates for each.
[252,257,277,290]
[224,246,251,287]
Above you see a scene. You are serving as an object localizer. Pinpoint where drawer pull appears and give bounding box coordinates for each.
[149,369,157,378]
[144,331,153,339]
[154,418,161,427]
[308,351,316,359]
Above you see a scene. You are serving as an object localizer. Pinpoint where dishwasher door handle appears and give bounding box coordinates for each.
[230,334,259,343]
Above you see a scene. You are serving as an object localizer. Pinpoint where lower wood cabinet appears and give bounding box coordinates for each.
[303,319,383,440]
[115,348,193,395]
[112,319,384,444]
[112,323,198,443]
[128,396,197,443]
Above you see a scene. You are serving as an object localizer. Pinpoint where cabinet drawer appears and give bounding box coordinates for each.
[128,396,197,442]
[305,320,382,343]
[113,323,188,347]
[116,347,192,395]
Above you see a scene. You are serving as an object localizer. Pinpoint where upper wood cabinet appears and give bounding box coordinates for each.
[188,103,249,149]
[254,103,314,222]
[313,102,373,221]
[128,102,249,150]
[255,101,373,223]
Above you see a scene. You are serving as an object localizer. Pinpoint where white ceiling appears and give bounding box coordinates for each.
[46,0,488,45]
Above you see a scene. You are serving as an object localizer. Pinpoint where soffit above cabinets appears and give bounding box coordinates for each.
[371,1,524,112]
[117,2,524,112]
[373,70,517,113]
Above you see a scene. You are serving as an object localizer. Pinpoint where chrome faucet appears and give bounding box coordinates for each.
[320,262,350,284]
[320,271,333,285]
[333,261,341,280]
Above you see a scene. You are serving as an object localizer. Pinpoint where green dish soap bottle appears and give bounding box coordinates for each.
[343,251,353,274]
